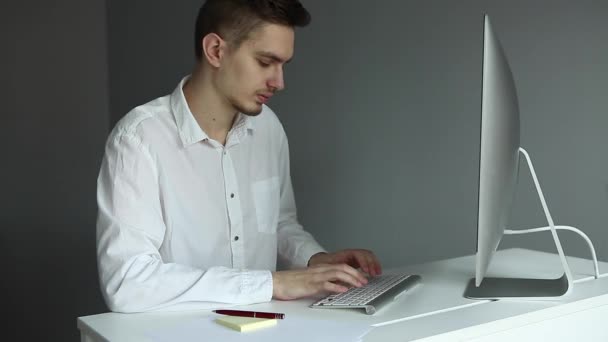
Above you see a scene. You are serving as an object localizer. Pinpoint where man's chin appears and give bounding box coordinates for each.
[236,103,264,117]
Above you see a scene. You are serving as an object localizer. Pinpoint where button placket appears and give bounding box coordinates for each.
[221,148,244,268]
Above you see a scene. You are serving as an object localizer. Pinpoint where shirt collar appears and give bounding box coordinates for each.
[170,75,254,147]
[229,112,255,146]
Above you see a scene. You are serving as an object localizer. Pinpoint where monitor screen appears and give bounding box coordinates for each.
[474,14,521,287]
[465,15,572,300]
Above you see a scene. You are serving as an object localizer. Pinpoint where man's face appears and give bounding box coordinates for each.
[216,23,294,116]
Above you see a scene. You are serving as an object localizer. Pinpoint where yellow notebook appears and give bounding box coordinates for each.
[215,316,277,332]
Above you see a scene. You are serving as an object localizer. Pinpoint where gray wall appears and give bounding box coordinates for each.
[108,0,608,269]
[1,0,109,340]
[106,0,203,126]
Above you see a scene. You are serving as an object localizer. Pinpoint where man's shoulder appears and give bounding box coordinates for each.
[110,95,173,140]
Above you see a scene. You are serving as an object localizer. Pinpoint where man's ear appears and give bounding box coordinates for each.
[201,33,225,68]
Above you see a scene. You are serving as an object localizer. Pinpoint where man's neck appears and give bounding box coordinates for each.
[182,71,237,145]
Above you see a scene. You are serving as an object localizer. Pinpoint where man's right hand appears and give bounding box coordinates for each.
[271,263,368,300]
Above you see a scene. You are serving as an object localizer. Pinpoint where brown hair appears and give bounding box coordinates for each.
[194,0,311,60]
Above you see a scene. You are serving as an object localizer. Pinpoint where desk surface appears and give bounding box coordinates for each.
[78,248,608,341]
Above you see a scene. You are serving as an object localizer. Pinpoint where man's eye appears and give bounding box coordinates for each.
[258,60,270,67]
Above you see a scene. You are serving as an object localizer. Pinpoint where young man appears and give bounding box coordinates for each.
[96,0,382,313]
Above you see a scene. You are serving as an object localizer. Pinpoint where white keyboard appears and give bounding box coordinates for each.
[310,274,421,315]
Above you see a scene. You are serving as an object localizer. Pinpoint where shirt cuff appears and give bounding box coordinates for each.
[294,242,327,269]
[241,269,273,303]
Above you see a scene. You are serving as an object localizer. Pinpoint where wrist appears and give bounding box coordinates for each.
[271,271,281,299]
[307,252,329,267]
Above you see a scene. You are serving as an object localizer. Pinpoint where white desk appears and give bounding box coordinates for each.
[78,248,608,341]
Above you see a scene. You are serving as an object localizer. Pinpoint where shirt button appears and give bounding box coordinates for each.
[230,193,235,198]
[234,236,239,241]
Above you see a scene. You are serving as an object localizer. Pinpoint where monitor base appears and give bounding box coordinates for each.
[470,148,577,300]
[464,273,569,300]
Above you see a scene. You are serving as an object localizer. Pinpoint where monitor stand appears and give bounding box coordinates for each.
[464,147,574,300]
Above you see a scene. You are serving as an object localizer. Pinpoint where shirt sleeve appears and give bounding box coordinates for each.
[275,131,327,268]
[96,131,272,313]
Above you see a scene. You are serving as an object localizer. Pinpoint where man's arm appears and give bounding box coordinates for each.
[96,132,272,313]
[274,131,327,267]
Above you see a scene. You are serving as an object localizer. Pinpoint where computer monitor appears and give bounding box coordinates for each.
[463,15,574,300]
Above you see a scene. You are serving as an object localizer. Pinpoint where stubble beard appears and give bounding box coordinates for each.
[232,97,263,117]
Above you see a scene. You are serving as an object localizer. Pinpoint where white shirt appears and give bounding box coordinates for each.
[96,76,326,313]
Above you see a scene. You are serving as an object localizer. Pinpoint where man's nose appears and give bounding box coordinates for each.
[268,67,285,92]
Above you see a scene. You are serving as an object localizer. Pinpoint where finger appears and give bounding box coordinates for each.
[370,253,382,275]
[362,252,378,277]
[357,250,376,277]
[359,250,382,276]
[326,264,367,286]
[346,250,375,278]
[316,268,361,289]
[312,262,367,284]
[323,281,349,294]
[354,250,381,277]
[343,263,369,284]
[333,272,364,288]
[360,251,379,278]
[347,250,368,273]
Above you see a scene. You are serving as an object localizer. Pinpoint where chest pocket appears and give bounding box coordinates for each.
[252,177,280,234]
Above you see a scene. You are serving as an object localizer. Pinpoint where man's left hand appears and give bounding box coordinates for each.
[308,249,382,277]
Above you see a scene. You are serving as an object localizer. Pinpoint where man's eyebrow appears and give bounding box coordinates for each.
[256,52,292,64]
